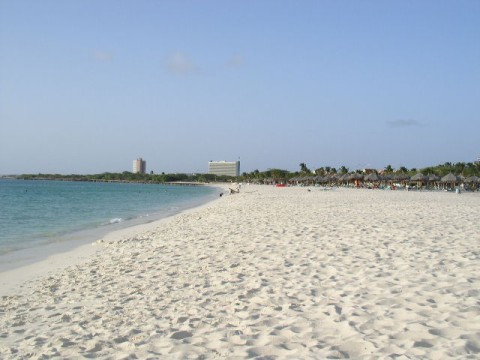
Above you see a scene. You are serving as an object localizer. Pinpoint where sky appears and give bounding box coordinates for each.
[1,1,479,175]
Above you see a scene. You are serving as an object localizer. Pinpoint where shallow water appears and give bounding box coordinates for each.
[0,179,218,268]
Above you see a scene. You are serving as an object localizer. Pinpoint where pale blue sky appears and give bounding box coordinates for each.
[1,1,479,174]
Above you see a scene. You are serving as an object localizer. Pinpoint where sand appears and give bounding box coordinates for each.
[1,185,479,359]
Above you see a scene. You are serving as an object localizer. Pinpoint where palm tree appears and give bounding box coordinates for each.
[384,164,394,173]
[299,163,310,173]
[454,162,466,175]
[315,167,325,176]
[465,162,476,176]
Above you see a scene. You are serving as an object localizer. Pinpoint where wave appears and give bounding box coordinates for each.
[103,218,123,225]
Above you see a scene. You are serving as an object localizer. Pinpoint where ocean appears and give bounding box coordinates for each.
[0,179,219,270]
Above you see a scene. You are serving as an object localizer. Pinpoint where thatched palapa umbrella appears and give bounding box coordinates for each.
[364,173,380,182]
[363,173,381,188]
[410,173,427,188]
[326,174,339,185]
[351,173,364,187]
[390,173,410,188]
[411,172,427,181]
[289,176,300,185]
[395,173,410,182]
[301,176,314,186]
[427,174,440,189]
[313,175,323,184]
[364,173,379,185]
[441,173,460,190]
[465,175,480,184]
[464,176,480,191]
[382,174,393,181]
[295,176,305,185]
[441,173,459,182]
[320,176,330,184]
[340,173,350,184]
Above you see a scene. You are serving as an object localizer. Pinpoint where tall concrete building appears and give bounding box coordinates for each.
[133,158,146,174]
[208,160,240,177]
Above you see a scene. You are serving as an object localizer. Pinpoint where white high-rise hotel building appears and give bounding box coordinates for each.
[208,160,240,177]
[133,158,146,174]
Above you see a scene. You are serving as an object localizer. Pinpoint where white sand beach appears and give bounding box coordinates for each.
[1,185,479,359]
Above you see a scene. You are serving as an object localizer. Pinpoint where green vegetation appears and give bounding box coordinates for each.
[239,161,480,183]
[299,163,311,173]
[15,172,236,184]
[419,162,479,177]
[11,161,480,184]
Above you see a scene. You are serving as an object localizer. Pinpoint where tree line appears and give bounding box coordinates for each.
[16,172,236,183]
[13,161,480,183]
[240,161,480,182]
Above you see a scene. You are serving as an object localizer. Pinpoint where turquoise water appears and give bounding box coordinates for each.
[0,179,218,261]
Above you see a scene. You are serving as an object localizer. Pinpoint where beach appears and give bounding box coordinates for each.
[1,185,479,359]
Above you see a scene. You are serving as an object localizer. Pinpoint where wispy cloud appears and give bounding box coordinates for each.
[93,50,113,62]
[167,52,196,74]
[226,54,246,68]
[387,119,421,128]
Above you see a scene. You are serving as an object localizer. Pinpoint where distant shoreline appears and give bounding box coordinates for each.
[2,177,207,186]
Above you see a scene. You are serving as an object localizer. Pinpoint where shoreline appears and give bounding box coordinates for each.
[1,185,479,358]
[0,184,225,296]
[0,179,220,263]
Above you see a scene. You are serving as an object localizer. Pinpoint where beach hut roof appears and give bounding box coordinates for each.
[297,176,313,182]
[346,173,359,181]
[364,173,380,181]
[410,173,427,181]
[393,173,410,181]
[428,174,440,181]
[441,173,460,183]
[465,176,480,183]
